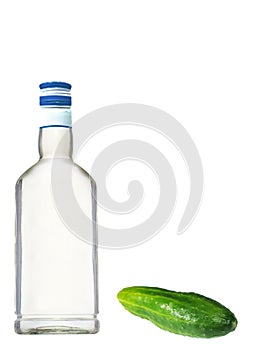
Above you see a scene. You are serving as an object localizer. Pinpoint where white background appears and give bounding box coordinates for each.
[0,0,254,348]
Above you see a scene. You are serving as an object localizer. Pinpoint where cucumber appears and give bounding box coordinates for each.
[117,286,237,338]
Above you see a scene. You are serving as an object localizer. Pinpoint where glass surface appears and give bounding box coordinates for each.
[15,127,99,334]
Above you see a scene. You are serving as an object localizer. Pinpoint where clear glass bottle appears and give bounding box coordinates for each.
[15,82,99,334]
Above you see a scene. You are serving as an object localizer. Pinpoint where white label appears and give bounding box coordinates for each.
[39,108,72,127]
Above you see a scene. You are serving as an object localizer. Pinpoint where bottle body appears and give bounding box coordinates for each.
[15,154,99,334]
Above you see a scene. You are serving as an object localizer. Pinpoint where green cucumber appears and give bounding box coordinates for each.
[117,286,237,338]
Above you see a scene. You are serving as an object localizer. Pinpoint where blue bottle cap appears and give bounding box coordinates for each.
[39,81,72,107]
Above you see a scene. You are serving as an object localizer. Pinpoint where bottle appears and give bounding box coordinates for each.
[15,82,99,334]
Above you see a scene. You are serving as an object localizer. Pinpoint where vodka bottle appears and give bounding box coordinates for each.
[15,82,99,334]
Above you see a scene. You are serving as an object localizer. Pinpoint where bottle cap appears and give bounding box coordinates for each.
[39,81,72,107]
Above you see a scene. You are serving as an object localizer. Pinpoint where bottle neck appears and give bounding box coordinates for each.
[39,126,73,159]
[38,106,73,159]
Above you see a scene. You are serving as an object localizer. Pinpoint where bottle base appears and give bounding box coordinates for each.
[15,316,99,334]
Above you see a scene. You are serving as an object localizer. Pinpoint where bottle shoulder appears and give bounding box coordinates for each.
[16,161,40,186]
[72,162,96,185]
[16,158,96,187]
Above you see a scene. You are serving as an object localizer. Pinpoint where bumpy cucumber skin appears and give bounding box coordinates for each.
[117,286,237,338]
